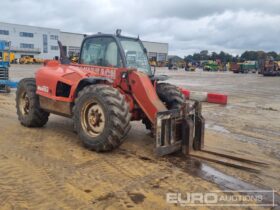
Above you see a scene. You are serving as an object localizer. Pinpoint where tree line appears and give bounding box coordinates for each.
[185,50,280,63]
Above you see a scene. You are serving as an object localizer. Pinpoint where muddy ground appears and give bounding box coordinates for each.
[0,64,279,209]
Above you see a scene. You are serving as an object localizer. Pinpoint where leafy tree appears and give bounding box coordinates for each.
[256,51,266,60]
[193,53,201,61]
[267,51,278,60]
[210,52,219,60]
[183,50,280,63]
[200,50,209,60]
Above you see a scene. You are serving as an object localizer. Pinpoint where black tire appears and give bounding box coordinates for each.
[16,78,49,127]
[156,83,186,109]
[73,84,131,152]
[142,82,185,130]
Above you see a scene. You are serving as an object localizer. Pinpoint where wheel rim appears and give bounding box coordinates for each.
[19,91,30,115]
[81,101,105,137]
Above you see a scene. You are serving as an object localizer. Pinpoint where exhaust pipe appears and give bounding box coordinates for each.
[57,41,70,64]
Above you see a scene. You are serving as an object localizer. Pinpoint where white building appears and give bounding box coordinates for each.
[0,22,60,59]
[0,22,168,61]
[142,41,168,62]
[60,31,85,57]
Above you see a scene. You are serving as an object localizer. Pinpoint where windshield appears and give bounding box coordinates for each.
[119,38,151,75]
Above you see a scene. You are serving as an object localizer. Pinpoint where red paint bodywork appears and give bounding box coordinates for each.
[36,61,117,102]
[35,61,167,123]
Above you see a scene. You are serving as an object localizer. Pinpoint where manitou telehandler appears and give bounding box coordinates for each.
[16,30,265,170]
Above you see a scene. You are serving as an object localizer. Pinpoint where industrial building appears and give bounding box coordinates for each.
[0,22,60,59]
[143,41,168,62]
[59,31,85,58]
[0,22,168,61]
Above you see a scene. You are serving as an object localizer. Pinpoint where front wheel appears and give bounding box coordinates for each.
[73,84,131,152]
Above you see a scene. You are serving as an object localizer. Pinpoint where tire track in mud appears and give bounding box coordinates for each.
[116,148,280,206]
[0,129,185,209]
[0,146,91,209]
[0,113,11,119]
[0,123,106,209]
[0,72,279,209]
[70,153,172,203]
[0,101,15,106]
[72,153,188,209]
[0,128,276,208]
[0,120,279,209]
[0,100,16,118]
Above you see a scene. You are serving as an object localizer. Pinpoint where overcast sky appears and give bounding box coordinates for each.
[2,0,280,56]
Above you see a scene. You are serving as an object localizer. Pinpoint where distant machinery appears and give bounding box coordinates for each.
[0,41,17,92]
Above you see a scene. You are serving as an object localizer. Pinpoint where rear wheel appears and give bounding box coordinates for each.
[142,82,185,130]
[16,78,49,127]
[73,84,131,152]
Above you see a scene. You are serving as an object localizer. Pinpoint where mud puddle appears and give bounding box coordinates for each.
[164,154,280,206]
[119,148,280,206]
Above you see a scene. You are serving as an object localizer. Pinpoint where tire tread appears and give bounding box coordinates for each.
[73,84,131,152]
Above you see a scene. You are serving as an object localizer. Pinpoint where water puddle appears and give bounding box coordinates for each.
[166,155,280,206]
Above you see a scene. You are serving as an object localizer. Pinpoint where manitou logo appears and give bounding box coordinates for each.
[37,85,49,93]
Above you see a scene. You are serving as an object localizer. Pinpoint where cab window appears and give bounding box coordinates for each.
[80,37,122,67]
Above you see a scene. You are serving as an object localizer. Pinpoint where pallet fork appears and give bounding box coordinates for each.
[155,101,267,172]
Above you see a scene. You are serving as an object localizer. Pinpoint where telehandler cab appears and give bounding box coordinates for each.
[16,30,265,170]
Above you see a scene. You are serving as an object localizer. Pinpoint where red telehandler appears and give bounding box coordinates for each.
[16,30,265,170]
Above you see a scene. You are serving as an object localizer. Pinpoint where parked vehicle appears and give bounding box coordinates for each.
[230,62,240,73]
[0,41,17,92]
[203,61,219,71]
[262,60,280,76]
[185,62,196,71]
